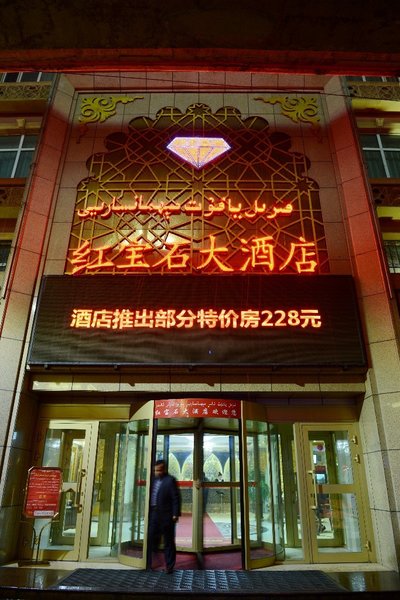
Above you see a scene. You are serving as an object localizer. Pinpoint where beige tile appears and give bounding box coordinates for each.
[199,72,226,88]
[277,74,305,89]
[20,211,48,255]
[370,507,397,569]
[0,291,31,342]
[319,188,343,222]
[53,188,76,223]
[34,146,62,183]
[43,259,67,275]
[59,160,89,189]
[378,393,400,451]
[42,113,69,151]
[361,293,396,345]
[94,73,121,90]
[120,72,148,91]
[226,72,252,89]
[327,258,352,274]
[120,381,170,392]
[57,74,77,96]
[359,395,382,454]
[271,382,320,393]
[356,250,387,297]
[363,450,390,511]
[71,375,119,392]
[0,391,13,447]
[383,451,400,497]
[122,95,149,118]
[149,93,175,115]
[222,93,248,116]
[308,162,338,188]
[0,338,24,392]
[302,137,333,162]
[369,340,400,395]
[51,89,75,121]
[26,174,56,217]
[172,72,199,90]
[149,72,173,89]
[47,222,72,260]
[32,375,73,391]
[341,177,370,218]
[64,136,100,163]
[172,93,201,114]
[198,93,225,113]
[336,145,365,183]
[348,212,381,256]
[248,94,276,116]
[251,73,279,89]
[324,221,349,261]
[8,249,39,295]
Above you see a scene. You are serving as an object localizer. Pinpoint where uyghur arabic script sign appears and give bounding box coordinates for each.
[154,398,241,419]
[65,103,328,275]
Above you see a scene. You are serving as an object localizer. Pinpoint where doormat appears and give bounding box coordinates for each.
[52,568,347,594]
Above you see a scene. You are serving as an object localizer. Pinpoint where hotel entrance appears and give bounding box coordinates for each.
[26,399,374,568]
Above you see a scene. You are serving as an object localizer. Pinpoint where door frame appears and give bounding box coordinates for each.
[32,420,98,561]
[294,422,375,564]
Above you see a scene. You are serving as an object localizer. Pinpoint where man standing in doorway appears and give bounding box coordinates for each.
[147,459,181,573]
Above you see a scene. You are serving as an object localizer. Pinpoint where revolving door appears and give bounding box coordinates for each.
[116,400,284,569]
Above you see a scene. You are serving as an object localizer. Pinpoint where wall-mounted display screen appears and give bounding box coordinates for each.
[27,274,367,370]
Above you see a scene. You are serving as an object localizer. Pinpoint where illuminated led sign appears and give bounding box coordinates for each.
[28,275,367,370]
[166,136,231,168]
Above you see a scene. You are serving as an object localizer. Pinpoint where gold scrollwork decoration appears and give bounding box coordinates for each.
[255,95,321,138]
[79,95,144,124]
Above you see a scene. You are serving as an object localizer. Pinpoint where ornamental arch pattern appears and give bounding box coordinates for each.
[66,103,328,275]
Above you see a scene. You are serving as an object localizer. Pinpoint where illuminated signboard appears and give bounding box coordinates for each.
[65,103,329,275]
[28,275,367,369]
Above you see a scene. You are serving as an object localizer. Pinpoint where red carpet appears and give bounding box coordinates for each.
[176,512,230,547]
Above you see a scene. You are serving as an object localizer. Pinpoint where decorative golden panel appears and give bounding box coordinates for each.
[65,103,329,275]
[255,95,321,136]
[79,95,143,124]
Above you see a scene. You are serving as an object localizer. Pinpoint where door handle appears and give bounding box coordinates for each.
[74,469,87,511]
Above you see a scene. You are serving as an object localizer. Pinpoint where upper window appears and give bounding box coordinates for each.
[0,135,37,178]
[360,134,400,178]
[0,72,54,83]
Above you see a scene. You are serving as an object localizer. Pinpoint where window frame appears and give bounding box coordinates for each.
[0,134,37,178]
[360,134,400,178]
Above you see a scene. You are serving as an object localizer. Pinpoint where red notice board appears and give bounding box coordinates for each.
[23,467,63,518]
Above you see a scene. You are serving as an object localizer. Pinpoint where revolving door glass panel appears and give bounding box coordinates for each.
[154,417,242,556]
[118,419,150,563]
[245,419,285,567]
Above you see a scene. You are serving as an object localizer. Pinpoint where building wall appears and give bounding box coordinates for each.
[0,72,399,569]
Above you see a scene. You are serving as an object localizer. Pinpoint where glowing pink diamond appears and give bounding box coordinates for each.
[167,136,231,169]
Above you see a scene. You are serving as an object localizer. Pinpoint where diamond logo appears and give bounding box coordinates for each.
[167,136,231,169]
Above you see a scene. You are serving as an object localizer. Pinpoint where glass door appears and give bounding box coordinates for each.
[242,418,285,568]
[33,421,97,561]
[296,423,374,563]
[202,432,241,552]
[117,403,153,568]
[152,416,243,567]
